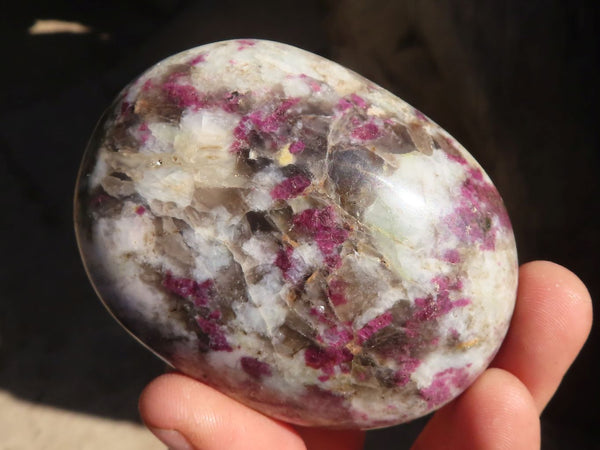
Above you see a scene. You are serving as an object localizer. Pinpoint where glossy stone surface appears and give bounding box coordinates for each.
[75,39,517,429]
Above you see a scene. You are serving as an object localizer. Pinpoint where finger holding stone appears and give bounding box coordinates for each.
[139,373,307,450]
[491,261,593,412]
[412,368,540,450]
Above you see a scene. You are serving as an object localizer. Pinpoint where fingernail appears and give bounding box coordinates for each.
[149,428,194,450]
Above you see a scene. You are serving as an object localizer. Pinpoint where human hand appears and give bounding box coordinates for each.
[138,261,592,450]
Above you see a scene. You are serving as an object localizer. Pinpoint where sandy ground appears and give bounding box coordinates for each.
[0,391,162,450]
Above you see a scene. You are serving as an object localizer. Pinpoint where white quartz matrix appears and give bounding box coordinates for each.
[75,39,518,429]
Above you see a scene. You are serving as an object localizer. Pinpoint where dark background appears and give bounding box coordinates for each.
[1,1,598,448]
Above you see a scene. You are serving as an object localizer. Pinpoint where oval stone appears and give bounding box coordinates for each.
[74,39,517,429]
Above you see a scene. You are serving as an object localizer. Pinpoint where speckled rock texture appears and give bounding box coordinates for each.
[75,39,517,429]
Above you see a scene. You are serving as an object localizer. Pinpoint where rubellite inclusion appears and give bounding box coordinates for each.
[74,39,518,429]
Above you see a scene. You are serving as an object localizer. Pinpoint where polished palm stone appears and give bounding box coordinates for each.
[74,39,517,429]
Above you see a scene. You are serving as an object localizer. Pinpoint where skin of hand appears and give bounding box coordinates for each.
[138,261,593,450]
